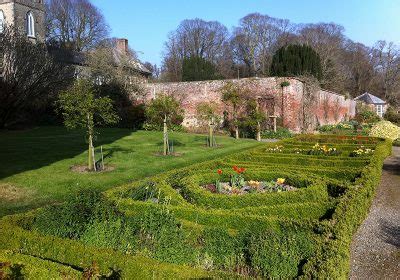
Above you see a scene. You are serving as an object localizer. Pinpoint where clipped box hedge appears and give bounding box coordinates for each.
[0,134,391,279]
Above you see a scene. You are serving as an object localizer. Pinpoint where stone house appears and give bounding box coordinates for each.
[0,0,46,42]
[354,92,387,118]
[0,0,151,79]
[144,77,356,132]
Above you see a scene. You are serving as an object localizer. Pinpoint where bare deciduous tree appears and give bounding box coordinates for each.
[46,0,109,51]
[231,13,293,77]
[371,41,400,104]
[162,18,230,81]
[0,27,73,128]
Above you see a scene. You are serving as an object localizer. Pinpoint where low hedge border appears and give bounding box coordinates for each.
[301,139,392,279]
[0,217,227,279]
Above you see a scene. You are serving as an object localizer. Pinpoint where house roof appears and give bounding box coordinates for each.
[49,47,151,77]
[354,92,386,105]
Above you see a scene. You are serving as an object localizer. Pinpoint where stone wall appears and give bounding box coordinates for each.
[0,0,46,42]
[144,77,356,132]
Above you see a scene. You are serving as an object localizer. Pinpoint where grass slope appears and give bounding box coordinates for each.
[0,126,260,216]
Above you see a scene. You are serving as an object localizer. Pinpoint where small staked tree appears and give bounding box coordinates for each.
[196,102,220,147]
[58,79,119,171]
[244,98,266,141]
[221,82,244,139]
[145,94,184,155]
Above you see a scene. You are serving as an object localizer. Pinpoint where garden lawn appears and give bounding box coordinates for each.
[0,126,260,216]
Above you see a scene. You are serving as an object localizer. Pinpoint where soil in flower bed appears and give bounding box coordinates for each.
[70,165,115,173]
[203,181,297,195]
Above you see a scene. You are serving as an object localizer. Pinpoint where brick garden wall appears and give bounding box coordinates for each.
[144,77,356,132]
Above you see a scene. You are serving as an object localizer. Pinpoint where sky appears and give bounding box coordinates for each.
[91,0,400,66]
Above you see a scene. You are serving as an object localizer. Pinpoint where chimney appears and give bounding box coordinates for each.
[116,38,128,54]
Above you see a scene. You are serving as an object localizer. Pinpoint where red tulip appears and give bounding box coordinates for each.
[217,169,223,175]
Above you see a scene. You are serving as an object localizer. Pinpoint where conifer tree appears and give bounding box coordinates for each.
[270,45,322,79]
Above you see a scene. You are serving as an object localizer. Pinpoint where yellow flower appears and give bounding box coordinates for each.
[277,178,286,185]
[248,180,260,188]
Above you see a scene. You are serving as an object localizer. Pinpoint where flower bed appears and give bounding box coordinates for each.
[204,178,297,195]
[294,143,340,156]
[349,146,375,157]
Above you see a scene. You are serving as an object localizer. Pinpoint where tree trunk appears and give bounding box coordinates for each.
[209,116,215,147]
[257,122,261,141]
[235,126,239,139]
[88,133,96,171]
[87,113,96,171]
[163,114,169,156]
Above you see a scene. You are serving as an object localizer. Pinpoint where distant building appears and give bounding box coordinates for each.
[0,0,46,42]
[354,92,387,117]
[0,0,151,80]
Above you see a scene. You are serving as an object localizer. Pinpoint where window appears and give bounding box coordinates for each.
[0,10,4,33]
[376,104,383,117]
[26,11,35,37]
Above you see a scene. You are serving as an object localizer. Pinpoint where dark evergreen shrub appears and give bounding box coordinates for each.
[270,44,322,79]
[182,56,220,81]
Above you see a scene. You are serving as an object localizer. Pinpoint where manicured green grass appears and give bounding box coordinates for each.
[0,126,260,216]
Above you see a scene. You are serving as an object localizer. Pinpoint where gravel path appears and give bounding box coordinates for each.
[350,146,400,279]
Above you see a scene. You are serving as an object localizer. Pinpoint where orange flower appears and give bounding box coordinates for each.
[217,169,223,175]
[233,166,238,172]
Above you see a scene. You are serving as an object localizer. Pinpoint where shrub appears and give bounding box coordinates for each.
[79,218,136,253]
[354,107,381,124]
[243,228,314,278]
[261,127,293,139]
[33,190,120,239]
[384,107,400,125]
[200,228,239,269]
[369,121,400,141]
[135,208,195,265]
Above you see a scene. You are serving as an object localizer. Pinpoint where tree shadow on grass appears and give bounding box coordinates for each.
[0,126,132,180]
[155,139,186,147]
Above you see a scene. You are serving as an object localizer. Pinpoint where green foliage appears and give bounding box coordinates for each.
[221,82,243,109]
[182,56,220,82]
[201,228,239,269]
[196,102,221,125]
[79,218,135,252]
[270,44,322,79]
[355,103,381,124]
[384,107,400,125]
[136,208,195,264]
[33,190,120,239]
[244,229,314,278]
[280,81,290,87]
[241,99,266,137]
[261,127,293,139]
[58,79,119,131]
[144,94,184,129]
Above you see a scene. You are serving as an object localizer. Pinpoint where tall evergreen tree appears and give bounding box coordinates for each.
[270,45,322,79]
[182,56,220,81]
